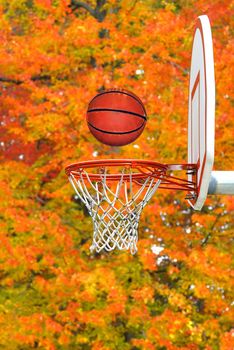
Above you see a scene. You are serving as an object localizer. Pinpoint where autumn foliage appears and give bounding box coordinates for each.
[0,0,233,349]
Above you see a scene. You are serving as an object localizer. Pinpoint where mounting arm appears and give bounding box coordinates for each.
[208,171,234,195]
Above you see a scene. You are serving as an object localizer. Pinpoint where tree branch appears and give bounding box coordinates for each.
[0,77,21,85]
[126,0,138,14]
[168,60,189,75]
[0,74,65,86]
[201,213,223,247]
[70,0,107,22]
[70,0,96,17]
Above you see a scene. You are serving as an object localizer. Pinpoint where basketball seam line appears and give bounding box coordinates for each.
[87,122,145,135]
[88,90,147,114]
[87,108,147,120]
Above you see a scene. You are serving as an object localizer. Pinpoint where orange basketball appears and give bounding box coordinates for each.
[86,89,147,146]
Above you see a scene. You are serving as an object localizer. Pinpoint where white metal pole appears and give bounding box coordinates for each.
[208,171,234,195]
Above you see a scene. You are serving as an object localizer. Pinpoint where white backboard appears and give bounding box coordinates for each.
[188,15,215,210]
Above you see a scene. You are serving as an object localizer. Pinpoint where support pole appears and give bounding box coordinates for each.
[208,171,234,195]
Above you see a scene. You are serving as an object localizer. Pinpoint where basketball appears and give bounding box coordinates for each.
[86,89,147,146]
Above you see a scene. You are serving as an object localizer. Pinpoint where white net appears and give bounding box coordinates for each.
[69,168,161,254]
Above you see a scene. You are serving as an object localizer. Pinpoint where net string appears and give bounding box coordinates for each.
[69,167,161,254]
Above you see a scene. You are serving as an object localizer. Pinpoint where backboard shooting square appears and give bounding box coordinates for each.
[190,72,200,169]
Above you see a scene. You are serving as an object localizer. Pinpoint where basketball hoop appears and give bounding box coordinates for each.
[64,16,234,255]
[65,160,197,254]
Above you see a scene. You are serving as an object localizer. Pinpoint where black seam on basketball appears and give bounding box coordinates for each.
[88,122,145,135]
[88,90,147,115]
[87,108,147,121]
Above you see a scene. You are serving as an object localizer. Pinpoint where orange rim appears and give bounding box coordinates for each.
[65,159,167,181]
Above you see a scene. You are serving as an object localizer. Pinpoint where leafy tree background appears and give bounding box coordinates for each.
[0,0,233,349]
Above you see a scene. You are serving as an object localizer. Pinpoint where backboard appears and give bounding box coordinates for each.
[187,15,215,210]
